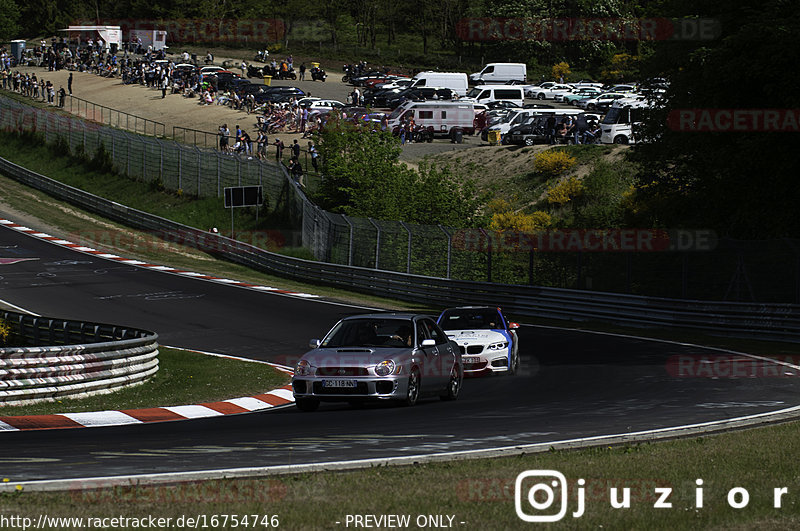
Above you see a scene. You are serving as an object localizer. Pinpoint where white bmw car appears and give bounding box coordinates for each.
[437,306,520,376]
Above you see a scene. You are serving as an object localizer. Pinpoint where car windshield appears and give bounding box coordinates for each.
[321,318,414,348]
[439,309,503,331]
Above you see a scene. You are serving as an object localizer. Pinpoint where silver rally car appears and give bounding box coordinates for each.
[292,313,463,411]
[437,306,520,376]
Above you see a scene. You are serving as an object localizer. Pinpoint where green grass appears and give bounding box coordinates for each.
[0,348,289,417]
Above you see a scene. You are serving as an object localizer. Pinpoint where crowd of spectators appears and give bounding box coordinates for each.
[1,40,324,176]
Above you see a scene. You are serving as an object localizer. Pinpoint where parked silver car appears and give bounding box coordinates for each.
[292,313,463,411]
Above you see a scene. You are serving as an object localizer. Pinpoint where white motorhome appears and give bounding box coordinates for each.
[469,63,527,84]
[387,101,476,136]
[600,97,653,144]
[129,29,168,51]
[410,72,469,96]
[462,85,525,107]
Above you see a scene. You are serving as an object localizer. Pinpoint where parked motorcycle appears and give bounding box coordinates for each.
[254,50,269,62]
[247,65,264,78]
[311,66,327,81]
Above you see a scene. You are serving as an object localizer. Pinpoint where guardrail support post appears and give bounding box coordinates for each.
[369,218,381,270]
[342,215,354,266]
[400,221,412,274]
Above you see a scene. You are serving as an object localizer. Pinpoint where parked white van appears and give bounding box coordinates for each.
[387,101,476,136]
[600,97,653,144]
[469,63,527,84]
[410,72,469,96]
[462,85,525,107]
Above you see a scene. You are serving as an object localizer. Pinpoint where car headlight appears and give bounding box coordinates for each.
[375,360,396,377]
[295,359,315,376]
[487,341,509,351]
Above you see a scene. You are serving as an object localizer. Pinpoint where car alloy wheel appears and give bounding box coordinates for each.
[296,397,320,412]
[403,368,420,406]
[524,137,535,146]
[613,135,629,145]
[537,93,545,100]
[440,369,461,401]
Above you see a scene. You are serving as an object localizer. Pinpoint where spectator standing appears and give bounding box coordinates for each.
[273,138,285,162]
[291,139,301,160]
[219,124,230,152]
[67,72,73,95]
[256,131,268,160]
[299,63,306,81]
[58,86,66,107]
[308,142,319,173]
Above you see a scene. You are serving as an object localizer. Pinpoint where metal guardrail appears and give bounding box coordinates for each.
[0,155,798,342]
[68,95,166,138]
[0,310,159,405]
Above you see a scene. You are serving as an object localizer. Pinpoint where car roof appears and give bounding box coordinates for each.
[341,312,432,321]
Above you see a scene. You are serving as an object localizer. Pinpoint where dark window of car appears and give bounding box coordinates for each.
[419,111,433,119]
[495,89,521,100]
[422,319,449,346]
[441,111,447,119]
[416,321,429,345]
[482,66,494,74]
[439,309,505,331]
[322,318,415,348]
[415,79,426,86]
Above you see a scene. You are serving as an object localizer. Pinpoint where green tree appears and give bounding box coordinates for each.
[631,0,800,238]
[0,0,20,40]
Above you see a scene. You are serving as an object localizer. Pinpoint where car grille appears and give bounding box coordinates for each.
[466,345,484,354]
[316,367,369,376]
[312,382,369,395]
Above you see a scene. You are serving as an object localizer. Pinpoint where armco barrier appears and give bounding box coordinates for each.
[0,156,798,342]
[0,310,159,405]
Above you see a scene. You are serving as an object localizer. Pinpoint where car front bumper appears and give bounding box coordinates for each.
[292,376,409,401]
[460,350,511,375]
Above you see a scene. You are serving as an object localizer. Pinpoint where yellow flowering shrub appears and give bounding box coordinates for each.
[547,176,584,205]
[488,198,551,232]
[534,150,577,178]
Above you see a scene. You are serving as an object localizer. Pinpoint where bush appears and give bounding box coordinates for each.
[552,61,571,81]
[487,198,551,232]
[547,176,584,205]
[534,150,577,178]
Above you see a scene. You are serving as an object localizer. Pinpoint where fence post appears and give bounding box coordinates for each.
[438,224,452,279]
[342,215,354,267]
[159,139,163,178]
[217,152,222,197]
[480,228,491,283]
[369,218,381,270]
[177,144,182,190]
[196,147,202,196]
[400,221,412,274]
[141,136,146,179]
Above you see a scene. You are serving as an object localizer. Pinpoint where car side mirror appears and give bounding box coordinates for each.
[509,322,520,330]
[420,339,436,347]
[308,339,321,348]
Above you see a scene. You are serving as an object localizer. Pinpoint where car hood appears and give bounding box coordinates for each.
[300,347,412,366]
[444,330,507,343]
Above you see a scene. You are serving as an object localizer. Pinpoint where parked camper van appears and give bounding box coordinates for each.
[469,63,527,84]
[600,97,652,144]
[387,101,476,136]
[462,85,525,108]
[410,72,469,96]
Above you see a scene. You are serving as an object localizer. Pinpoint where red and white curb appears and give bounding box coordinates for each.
[0,364,296,432]
[0,219,319,299]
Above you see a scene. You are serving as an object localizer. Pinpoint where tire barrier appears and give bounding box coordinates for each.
[0,310,159,405]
